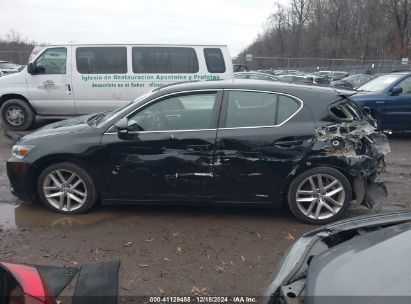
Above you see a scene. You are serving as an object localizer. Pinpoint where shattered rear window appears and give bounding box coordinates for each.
[330,102,362,121]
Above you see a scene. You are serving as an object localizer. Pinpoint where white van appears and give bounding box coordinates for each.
[0,43,233,130]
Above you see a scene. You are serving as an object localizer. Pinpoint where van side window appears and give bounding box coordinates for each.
[204,48,226,73]
[132,47,199,73]
[34,47,67,75]
[76,47,127,74]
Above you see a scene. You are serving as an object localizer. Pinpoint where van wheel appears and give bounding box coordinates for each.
[288,167,352,225]
[0,99,36,131]
[37,162,98,214]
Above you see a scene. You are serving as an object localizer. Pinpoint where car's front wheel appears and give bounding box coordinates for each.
[288,167,352,225]
[37,162,98,214]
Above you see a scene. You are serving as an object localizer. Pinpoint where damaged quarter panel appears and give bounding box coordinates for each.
[303,97,390,209]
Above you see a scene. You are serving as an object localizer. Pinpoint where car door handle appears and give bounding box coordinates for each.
[274,140,304,148]
[376,101,385,104]
[66,84,72,94]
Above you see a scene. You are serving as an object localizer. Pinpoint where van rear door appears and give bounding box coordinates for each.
[26,46,75,115]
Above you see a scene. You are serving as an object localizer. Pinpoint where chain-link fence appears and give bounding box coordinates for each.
[233,56,411,74]
[0,50,32,65]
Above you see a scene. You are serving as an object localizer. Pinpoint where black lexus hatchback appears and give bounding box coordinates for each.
[7,80,390,224]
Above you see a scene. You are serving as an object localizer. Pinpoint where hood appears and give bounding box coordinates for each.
[1,69,19,74]
[20,114,94,142]
[0,69,26,84]
[350,91,383,102]
[306,221,411,301]
[262,212,411,304]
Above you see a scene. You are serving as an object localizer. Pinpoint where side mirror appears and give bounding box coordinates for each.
[114,117,129,139]
[389,86,402,95]
[27,63,35,74]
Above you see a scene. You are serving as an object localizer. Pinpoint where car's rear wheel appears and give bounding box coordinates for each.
[37,162,97,214]
[288,167,352,225]
[0,99,36,130]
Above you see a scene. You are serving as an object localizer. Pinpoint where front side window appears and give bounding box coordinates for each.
[204,48,226,73]
[397,77,411,95]
[132,47,199,73]
[76,47,127,74]
[225,91,300,128]
[127,92,218,132]
[34,47,67,74]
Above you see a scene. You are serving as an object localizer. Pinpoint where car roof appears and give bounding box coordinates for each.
[152,79,343,108]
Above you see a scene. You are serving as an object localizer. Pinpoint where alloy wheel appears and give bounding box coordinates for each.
[42,169,88,212]
[296,174,345,220]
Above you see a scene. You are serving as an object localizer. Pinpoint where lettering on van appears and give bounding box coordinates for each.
[81,74,220,89]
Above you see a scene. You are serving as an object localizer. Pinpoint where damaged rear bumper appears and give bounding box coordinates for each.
[315,122,390,209]
[354,178,387,209]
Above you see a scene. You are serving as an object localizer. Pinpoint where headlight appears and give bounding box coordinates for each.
[12,145,35,159]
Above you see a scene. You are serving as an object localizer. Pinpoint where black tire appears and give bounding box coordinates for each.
[37,162,98,214]
[287,166,352,225]
[0,99,36,131]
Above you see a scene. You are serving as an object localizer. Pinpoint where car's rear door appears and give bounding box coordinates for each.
[213,89,315,204]
[99,90,222,202]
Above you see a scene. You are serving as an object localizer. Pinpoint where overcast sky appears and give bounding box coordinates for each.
[0,0,290,56]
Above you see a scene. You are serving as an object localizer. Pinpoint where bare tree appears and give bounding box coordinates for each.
[239,0,411,63]
[387,0,411,57]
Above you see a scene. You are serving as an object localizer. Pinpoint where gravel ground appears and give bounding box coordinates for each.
[0,126,410,297]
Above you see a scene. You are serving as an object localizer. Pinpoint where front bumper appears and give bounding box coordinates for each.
[6,159,33,202]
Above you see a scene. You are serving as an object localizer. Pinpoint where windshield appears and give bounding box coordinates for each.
[357,74,402,92]
[342,75,356,82]
[28,45,46,62]
[96,91,154,126]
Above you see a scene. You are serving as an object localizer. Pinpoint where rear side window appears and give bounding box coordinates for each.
[225,91,277,128]
[76,47,127,74]
[277,95,300,124]
[204,48,226,73]
[225,91,300,128]
[132,47,199,73]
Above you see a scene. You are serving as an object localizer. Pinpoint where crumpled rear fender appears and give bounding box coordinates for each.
[286,120,390,209]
